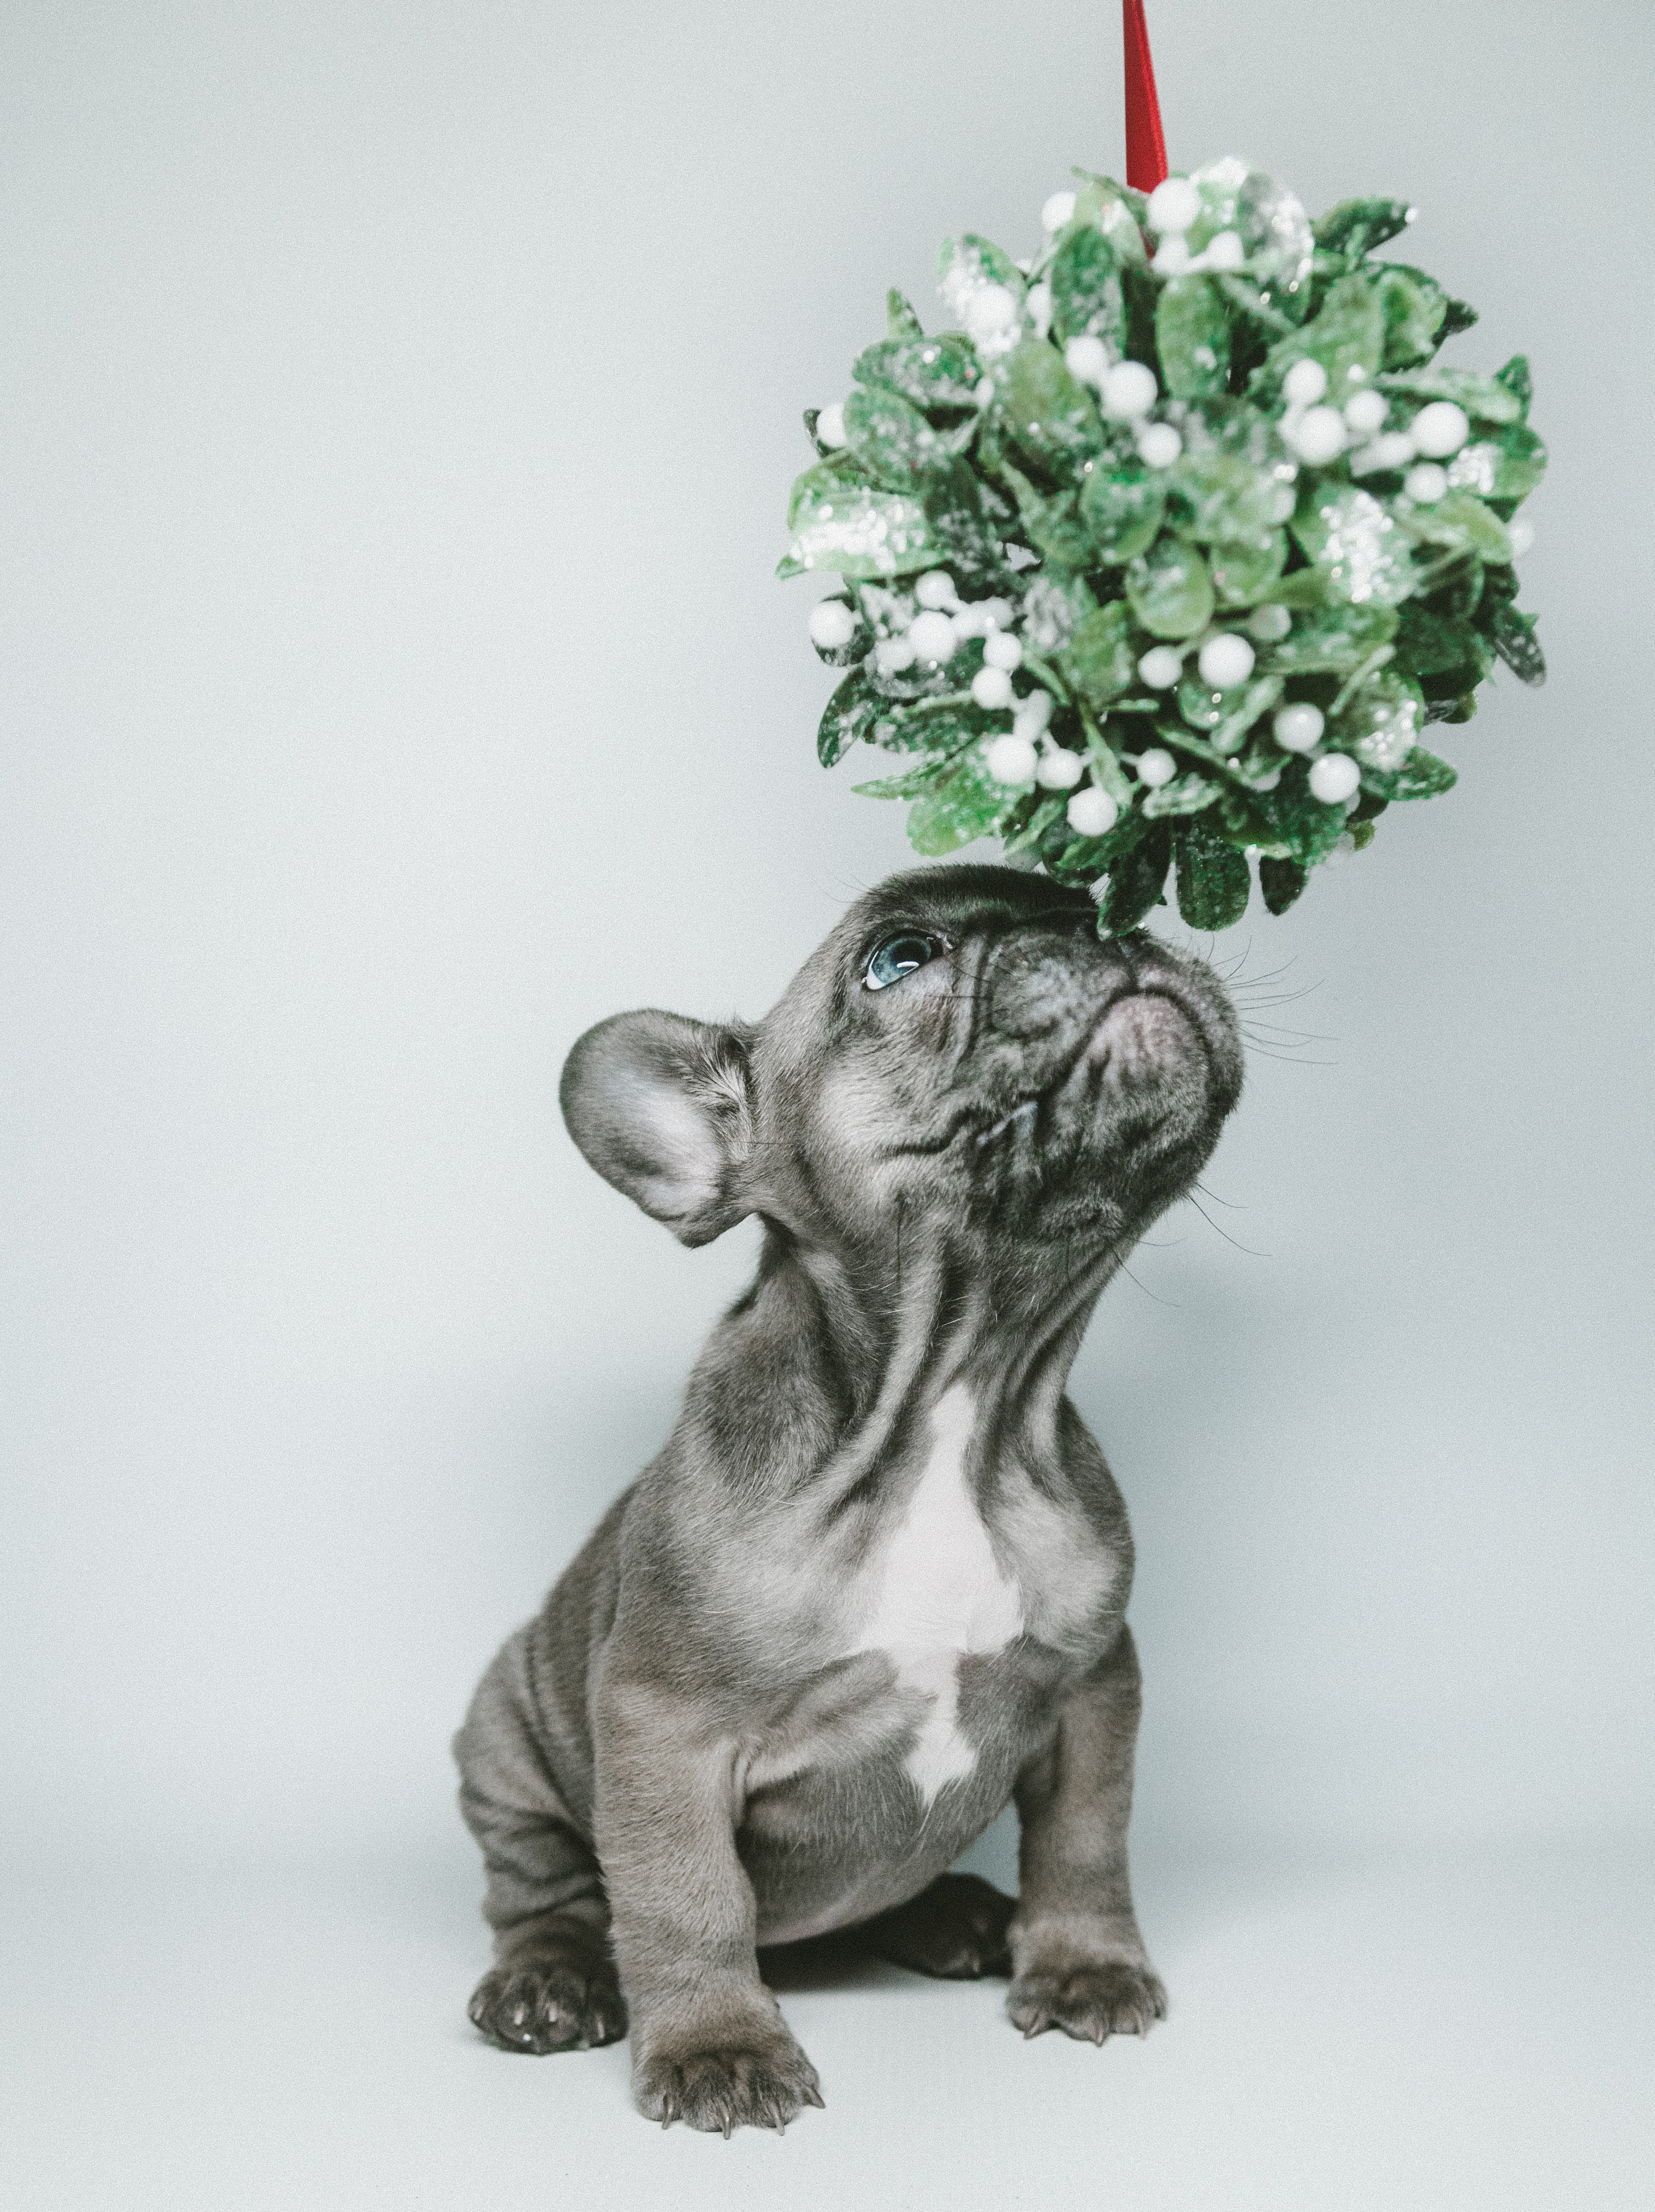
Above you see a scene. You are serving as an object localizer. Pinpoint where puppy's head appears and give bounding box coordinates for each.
[560,866,1242,1268]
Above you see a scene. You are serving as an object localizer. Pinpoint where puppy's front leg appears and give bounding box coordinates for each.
[1007,1625,1168,2044]
[595,1677,823,2133]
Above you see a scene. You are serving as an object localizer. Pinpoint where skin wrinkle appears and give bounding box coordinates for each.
[455,864,1242,2130]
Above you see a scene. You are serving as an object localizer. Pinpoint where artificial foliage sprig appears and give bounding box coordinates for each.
[782,160,1544,933]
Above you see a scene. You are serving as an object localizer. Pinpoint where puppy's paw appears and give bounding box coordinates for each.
[864,1872,1015,1980]
[634,2029,824,2135]
[467,1950,628,2055]
[1007,1956,1167,2044]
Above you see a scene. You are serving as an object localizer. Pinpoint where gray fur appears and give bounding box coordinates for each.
[455,864,1242,2132]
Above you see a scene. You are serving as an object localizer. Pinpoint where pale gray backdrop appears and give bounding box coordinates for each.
[2,0,1650,1917]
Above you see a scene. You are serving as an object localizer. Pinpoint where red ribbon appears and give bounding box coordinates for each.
[1122,0,1168,192]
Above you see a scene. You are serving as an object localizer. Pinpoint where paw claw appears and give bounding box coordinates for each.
[466,1944,628,2057]
[1007,1958,1166,2049]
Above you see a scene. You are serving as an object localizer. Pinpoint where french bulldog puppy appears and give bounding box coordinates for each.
[455,864,1242,2133]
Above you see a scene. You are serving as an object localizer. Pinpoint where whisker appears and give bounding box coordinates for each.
[1184,1193,1273,1259]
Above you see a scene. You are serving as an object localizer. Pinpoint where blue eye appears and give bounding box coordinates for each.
[865,933,945,990]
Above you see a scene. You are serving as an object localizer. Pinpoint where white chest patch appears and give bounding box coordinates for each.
[846,1383,1023,1803]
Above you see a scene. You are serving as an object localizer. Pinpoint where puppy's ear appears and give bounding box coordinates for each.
[559,1011,755,1247]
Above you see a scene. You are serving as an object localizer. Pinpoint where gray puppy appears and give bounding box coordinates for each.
[455,863,1242,2133]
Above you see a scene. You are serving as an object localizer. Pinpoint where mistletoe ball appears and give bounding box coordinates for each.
[784,157,1545,933]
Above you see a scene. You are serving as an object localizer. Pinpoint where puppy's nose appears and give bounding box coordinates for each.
[984,926,1135,1041]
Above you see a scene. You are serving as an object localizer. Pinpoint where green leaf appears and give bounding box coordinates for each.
[1001,792,1072,859]
[1175,816,1251,928]
[1374,264,1447,368]
[1400,488,1512,566]
[1156,276,1232,398]
[1262,272,1383,404]
[1259,566,1338,610]
[1168,449,1290,545]
[1060,600,1137,709]
[1208,673,1284,754]
[1079,461,1166,564]
[818,669,881,765]
[1215,274,1295,337]
[887,289,924,340]
[1269,757,1354,864]
[1486,600,1546,686]
[1313,197,1415,260]
[1144,772,1221,820]
[842,384,958,491]
[1376,366,1523,424]
[1357,745,1458,801]
[996,449,1092,568]
[1393,603,1492,688]
[999,338,1104,478]
[1049,225,1126,347]
[786,452,870,530]
[1446,425,1547,503]
[1259,855,1309,914]
[919,458,1004,576]
[1439,297,1479,338]
[1291,484,1419,606]
[1334,669,1425,772]
[1265,600,1398,674]
[905,750,1015,854]
[1097,822,1173,934]
[781,474,935,580]
[854,333,983,414]
[1127,537,1215,638]
[1493,353,1533,421]
[1209,533,1288,604]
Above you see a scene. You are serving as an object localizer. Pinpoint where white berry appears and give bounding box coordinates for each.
[1026,282,1053,339]
[1283,358,1328,407]
[1288,406,1347,464]
[915,570,958,610]
[1042,190,1078,233]
[1147,176,1202,233]
[1404,463,1448,503]
[1101,360,1159,421]
[1411,400,1470,458]
[1308,752,1361,804]
[1135,747,1178,788]
[1273,702,1324,752]
[1064,334,1110,386]
[1344,388,1388,434]
[1137,422,1183,469]
[1014,687,1053,735]
[1152,233,1192,276]
[972,665,1015,709]
[1067,785,1120,836]
[983,631,1023,671]
[1508,517,1536,557]
[1203,229,1245,271]
[1248,604,1292,642]
[816,402,847,447]
[908,609,958,663]
[876,636,917,674]
[1198,632,1256,689]
[966,284,1020,342]
[808,599,857,650]
[1037,746,1085,790]
[1138,646,1183,689]
[985,733,1039,784]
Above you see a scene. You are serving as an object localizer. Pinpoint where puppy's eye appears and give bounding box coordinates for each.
[865,933,945,991]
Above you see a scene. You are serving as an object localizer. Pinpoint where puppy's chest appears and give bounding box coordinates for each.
[836,1384,1109,1799]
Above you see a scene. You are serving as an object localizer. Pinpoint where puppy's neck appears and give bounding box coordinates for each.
[686,1213,1121,1499]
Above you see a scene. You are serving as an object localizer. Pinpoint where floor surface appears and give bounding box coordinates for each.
[3,1838,1649,2211]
